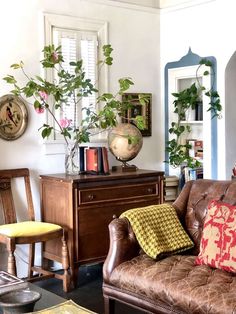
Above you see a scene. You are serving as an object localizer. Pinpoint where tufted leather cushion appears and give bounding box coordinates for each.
[110,254,236,314]
[195,200,236,273]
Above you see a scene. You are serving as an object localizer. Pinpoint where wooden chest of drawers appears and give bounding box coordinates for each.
[40,169,164,286]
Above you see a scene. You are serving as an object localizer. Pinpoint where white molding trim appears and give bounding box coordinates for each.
[82,0,214,13]
[81,0,160,14]
[160,0,216,13]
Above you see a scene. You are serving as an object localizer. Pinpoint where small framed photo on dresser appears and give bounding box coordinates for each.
[122,93,152,137]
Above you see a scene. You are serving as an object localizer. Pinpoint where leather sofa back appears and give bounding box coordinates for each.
[173,179,236,255]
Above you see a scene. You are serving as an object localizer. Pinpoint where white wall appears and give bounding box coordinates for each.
[0,0,160,275]
[225,53,236,178]
[160,0,236,180]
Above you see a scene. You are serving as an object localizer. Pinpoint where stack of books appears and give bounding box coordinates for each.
[187,139,203,160]
[80,146,110,175]
[184,166,203,182]
[164,176,179,202]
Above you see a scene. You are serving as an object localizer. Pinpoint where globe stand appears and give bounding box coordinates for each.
[112,161,138,172]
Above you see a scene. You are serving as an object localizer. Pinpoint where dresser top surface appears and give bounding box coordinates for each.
[39,169,164,183]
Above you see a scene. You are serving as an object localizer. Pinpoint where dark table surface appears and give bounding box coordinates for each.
[0,282,66,313]
[30,282,66,311]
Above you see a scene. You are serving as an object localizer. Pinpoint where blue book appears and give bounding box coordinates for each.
[79,146,86,172]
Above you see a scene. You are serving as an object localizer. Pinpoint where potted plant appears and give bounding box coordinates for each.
[3,44,148,173]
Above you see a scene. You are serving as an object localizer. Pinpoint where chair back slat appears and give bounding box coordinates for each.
[0,168,35,223]
[24,175,35,221]
[0,178,17,223]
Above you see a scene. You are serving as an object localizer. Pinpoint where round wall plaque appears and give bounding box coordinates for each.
[0,94,28,141]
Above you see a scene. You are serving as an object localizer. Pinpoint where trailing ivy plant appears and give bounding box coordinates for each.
[166,59,222,169]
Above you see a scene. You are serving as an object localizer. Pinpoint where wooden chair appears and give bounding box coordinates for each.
[0,168,70,292]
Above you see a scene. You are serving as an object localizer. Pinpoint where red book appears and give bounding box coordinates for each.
[86,148,98,172]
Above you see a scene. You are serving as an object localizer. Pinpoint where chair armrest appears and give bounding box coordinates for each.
[103,217,140,284]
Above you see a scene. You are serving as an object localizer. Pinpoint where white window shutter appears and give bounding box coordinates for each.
[52,27,98,136]
[81,38,97,120]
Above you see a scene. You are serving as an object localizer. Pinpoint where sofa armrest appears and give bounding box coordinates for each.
[103,217,140,284]
[173,180,194,221]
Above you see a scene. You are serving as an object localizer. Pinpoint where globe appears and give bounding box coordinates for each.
[108,123,143,163]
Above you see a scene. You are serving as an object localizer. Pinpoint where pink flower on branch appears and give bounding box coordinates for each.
[38,91,48,101]
[52,51,59,62]
[59,118,72,128]
[35,107,45,114]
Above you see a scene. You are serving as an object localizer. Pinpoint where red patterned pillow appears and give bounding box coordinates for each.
[195,199,236,272]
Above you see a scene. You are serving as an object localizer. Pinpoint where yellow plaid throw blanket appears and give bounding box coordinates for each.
[120,204,194,259]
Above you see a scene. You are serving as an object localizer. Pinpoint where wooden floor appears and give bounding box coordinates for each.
[35,263,144,314]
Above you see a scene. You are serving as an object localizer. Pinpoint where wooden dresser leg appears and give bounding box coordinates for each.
[61,232,71,292]
[71,266,79,289]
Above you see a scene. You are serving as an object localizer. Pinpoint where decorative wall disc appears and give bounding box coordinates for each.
[0,94,28,141]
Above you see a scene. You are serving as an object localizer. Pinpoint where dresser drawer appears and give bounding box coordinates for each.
[78,182,158,205]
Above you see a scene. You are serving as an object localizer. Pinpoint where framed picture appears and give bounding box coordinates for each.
[0,94,28,141]
[122,93,152,136]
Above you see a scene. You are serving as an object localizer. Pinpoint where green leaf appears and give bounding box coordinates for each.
[133,115,145,130]
[3,75,16,84]
[101,93,114,99]
[105,57,113,65]
[211,91,219,98]
[42,127,51,139]
[10,89,20,96]
[34,100,41,109]
[172,92,180,97]
[138,94,150,106]
[103,44,113,55]
[35,75,44,82]
[118,78,134,93]
[10,63,22,69]
[199,59,212,67]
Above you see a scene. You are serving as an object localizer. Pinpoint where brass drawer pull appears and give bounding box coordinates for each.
[147,188,153,193]
[88,194,95,201]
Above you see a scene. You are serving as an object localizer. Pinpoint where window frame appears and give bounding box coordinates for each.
[43,13,109,153]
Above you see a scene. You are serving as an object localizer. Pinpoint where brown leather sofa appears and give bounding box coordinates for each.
[103,179,236,314]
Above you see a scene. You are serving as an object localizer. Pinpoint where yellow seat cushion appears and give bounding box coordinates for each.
[0,221,62,238]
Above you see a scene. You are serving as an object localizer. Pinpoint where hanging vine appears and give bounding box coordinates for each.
[166,59,222,169]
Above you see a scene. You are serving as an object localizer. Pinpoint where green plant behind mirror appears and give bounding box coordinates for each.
[166,59,222,169]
